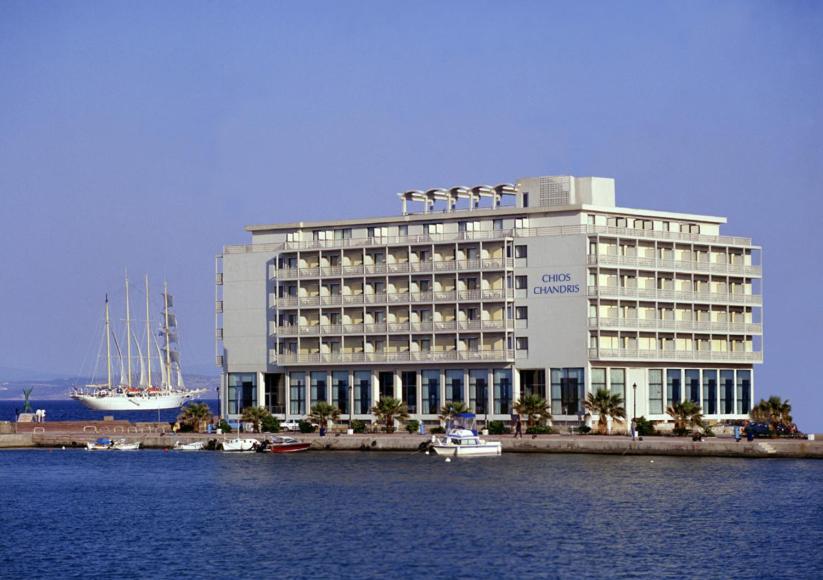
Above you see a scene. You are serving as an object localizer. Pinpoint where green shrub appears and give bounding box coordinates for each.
[487,420,508,435]
[576,424,592,434]
[351,420,367,433]
[218,419,232,433]
[526,425,554,435]
[405,420,420,434]
[298,420,316,433]
[672,426,690,437]
[430,426,446,434]
[261,415,280,433]
[635,416,656,437]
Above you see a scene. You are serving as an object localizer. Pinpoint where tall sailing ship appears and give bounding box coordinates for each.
[71,274,205,411]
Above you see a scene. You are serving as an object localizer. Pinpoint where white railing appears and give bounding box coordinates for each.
[588,286,762,306]
[588,254,761,276]
[276,349,515,365]
[589,348,763,362]
[276,258,514,279]
[277,319,513,336]
[274,289,508,309]
[588,317,762,334]
[223,224,754,255]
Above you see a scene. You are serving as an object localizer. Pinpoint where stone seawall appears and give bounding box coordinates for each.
[1,430,822,459]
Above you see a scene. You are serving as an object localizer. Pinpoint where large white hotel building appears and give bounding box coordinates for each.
[215,175,763,426]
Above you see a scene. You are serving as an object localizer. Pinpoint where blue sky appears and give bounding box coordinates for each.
[1,1,821,429]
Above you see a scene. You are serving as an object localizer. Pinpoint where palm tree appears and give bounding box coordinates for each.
[240,406,271,433]
[178,402,212,433]
[309,401,341,430]
[750,396,792,433]
[514,394,552,428]
[439,401,470,423]
[371,397,410,433]
[666,400,704,435]
[584,389,626,434]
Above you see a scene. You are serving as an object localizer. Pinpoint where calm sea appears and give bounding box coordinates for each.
[0,450,821,578]
[0,399,219,423]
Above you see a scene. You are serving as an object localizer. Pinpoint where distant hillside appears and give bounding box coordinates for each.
[0,373,220,400]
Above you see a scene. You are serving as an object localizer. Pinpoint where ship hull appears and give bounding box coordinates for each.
[71,392,199,411]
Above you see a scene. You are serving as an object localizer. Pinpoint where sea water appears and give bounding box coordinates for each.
[0,399,219,423]
[0,450,821,578]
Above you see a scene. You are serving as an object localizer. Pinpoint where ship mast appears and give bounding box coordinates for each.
[125,271,132,387]
[105,294,112,388]
[164,281,171,388]
[145,275,152,387]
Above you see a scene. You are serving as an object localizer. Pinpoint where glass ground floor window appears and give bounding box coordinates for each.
[228,373,257,415]
[737,370,751,414]
[445,370,464,403]
[648,368,751,415]
[354,371,371,414]
[648,369,664,414]
[469,369,488,414]
[401,371,417,414]
[311,371,327,405]
[551,368,584,415]
[686,369,700,404]
[667,369,682,407]
[703,370,717,415]
[289,372,306,415]
[494,369,512,414]
[421,370,440,414]
[332,371,349,415]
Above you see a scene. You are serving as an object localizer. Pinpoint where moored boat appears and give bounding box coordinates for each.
[86,437,113,451]
[111,440,140,451]
[431,412,502,457]
[261,436,310,453]
[174,440,206,451]
[221,438,259,452]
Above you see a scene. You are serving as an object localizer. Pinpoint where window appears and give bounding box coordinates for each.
[608,216,628,228]
[736,370,751,414]
[469,369,488,414]
[354,371,371,414]
[720,370,734,414]
[523,192,529,208]
[610,368,625,401]
[515,217,529,230]
[551,368,583,415]
[666,369,682,406]
[368,226,388,239]
[648,370,664,414]
[686,369,700,403]
[311,371,327,404]
[515,306,528,320]
[379,371,393,400]
[421,370,440,414]
[445,370,464,403]
[494,369,512,414]
[402,371,417,414]
[515,275,528,290]
[515,245,528,259]
[398,225,408,237]
[587,214,596,225]
[591,368,606,392]
[516,337,529,350]
[426,223,443,235]
[289,372,306,415]
[493,219,503,231]
[703,370,717,415]
[228,373,257,415]
[332,371,349,414]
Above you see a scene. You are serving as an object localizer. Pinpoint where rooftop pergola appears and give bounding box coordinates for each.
[398,184,517,215]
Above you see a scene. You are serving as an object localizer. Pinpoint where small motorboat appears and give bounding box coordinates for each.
[221,438,259,453]
[174,440,206,451]
[111,439,140,451]
[431,413,502,457]
[261,436,310,453]
[86,437,113,451]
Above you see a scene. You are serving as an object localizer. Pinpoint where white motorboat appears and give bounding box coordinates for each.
[71,274,205,412]
[86,437,113,451]
[221,438,259,453]
[174,440,206,451]
[112,440,140,451]
[432,428,502,457]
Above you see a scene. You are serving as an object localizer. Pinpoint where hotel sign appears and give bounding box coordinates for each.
[532,272,581,295]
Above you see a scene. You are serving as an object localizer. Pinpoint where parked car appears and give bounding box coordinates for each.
[744,422,771,438]
[280,420,301,432]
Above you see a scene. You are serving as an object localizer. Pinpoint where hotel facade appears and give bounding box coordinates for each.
[215,175,763,427]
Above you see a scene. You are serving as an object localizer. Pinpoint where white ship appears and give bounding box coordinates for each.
[71,274,205,412]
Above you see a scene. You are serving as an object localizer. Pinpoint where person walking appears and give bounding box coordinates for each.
[513,414,523,439]
[734,425,741,442]
[630,419,637,441]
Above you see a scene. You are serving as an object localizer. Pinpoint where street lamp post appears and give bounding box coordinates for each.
[632,382,637,420]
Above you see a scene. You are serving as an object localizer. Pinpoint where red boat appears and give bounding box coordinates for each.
[265,436,310,453]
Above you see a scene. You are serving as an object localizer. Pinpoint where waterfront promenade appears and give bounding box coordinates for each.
[1,421,821,458]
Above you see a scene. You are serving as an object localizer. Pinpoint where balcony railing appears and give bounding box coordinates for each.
[275,258,513,279]
[589,348,763,362]
[588,254,761,276]
[275,289,508,309]
[588,317,762,334]
[276,349,515,366]
[276,319,513,336]
[588,286,762,306]
[224,224,755,256]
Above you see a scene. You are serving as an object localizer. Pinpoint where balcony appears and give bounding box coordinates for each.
[589,348,763,363]
[589,317,762,334]
[588,286,762,306]
[275,258,514,279]
[588,254,761,277]
[224,224,755,256]
[276,319,513,336]
[274,289,509,309]
[276,349,515,366]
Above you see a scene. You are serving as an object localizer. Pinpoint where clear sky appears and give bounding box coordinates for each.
[1,1,821,428]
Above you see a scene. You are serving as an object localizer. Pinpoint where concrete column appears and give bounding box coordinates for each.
[257,371,265,411]
[512,367,521,407]
[284,373,291,419]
